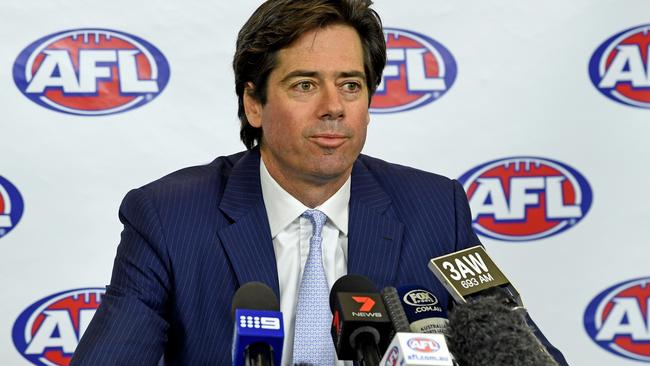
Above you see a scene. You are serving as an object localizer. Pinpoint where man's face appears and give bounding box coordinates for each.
[245,24,370,190]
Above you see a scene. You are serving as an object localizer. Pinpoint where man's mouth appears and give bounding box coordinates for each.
[309,133,348,149]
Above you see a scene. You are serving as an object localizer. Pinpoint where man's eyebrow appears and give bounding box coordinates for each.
[280,70,318,84]
[279,70,366,84]
[339,71,366,80]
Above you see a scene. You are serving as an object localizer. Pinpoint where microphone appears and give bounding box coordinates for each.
[427,245,522,307]
[427,246,559,366]
[446,288,559,366]
[396,285,448,335]
[329,274,392,366]
[231,282,284,366]
[378,285,455,366]
[380,286,410,334]
[380,333,454,366]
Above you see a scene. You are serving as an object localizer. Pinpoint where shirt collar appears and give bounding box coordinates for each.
[260,158,350,238]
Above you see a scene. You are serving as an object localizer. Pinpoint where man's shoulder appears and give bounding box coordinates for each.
[134,150,247,199]
[355,154,462,211]
[357,154,455,187]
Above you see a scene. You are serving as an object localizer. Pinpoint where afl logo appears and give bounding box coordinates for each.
[12,288,104,365]
[589,24,650,108]
[0,175,24,239]
[370,28,457,113]
[458,157,592,241]
[407,337,440,353]
[384,346,399,366]
[584,277,650,362]
[13,28,170,116]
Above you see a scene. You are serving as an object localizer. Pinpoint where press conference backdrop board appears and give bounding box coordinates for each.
[1,1,649,365]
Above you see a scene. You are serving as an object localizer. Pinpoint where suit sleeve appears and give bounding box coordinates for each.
[452,179,482,250]
[71,188,170,366]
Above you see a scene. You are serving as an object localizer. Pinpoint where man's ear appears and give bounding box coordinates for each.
[243,82,262,128]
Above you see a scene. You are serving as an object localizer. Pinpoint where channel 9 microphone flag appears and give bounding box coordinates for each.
[231,282,284,366]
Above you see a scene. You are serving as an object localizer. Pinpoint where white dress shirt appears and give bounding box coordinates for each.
[260,159,350,366]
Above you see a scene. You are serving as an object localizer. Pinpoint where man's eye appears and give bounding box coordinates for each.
[343,82,361,92]
[296,81,314,91]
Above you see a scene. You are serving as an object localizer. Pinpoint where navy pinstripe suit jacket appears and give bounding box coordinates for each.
[71,148,567,365]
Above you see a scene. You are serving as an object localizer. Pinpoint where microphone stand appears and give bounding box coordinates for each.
[245,343,274,366]
[355,332,380,366]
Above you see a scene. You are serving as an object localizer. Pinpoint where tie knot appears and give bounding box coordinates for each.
[302,209,327,238]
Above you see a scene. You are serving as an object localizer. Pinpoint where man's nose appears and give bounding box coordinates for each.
[317,84,344,120]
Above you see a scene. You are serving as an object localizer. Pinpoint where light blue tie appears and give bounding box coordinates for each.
[293,209,336,365]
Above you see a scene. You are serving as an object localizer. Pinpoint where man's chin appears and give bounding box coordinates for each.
[308,161,354,184]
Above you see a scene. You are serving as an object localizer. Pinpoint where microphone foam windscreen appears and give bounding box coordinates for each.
[231,281,280,319]
[329,274,378,312]
[447,295,558,366]
[381,286,411,333]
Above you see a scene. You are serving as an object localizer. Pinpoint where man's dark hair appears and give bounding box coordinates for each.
[233,0,386,149]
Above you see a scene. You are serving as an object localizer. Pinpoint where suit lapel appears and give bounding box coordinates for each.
[347,158,404,289]
[216,151,404,296]
[218,148,280,298]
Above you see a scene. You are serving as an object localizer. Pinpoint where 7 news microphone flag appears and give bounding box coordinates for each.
[330,274,392,366]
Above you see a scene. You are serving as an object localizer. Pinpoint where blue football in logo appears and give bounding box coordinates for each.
[14,28,170,116]
[12,288,105,366]
[589,24,650,108]
[370,28,457,113]
[584,277,650,362]
[458,157,592,241]
[0,175,24,239]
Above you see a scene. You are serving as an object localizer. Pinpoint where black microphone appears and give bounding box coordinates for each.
[380,286,411,334]
[231,282,284,366]
[396,284,449,335]
[427,246,559,366]
[446,288,558,366]
[329,274,392,366]
[383,284,458,366]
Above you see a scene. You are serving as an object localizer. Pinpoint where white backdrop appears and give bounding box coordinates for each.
[2,1,650,365]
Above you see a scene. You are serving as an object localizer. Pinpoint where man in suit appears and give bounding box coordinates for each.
[72,0,568,365]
